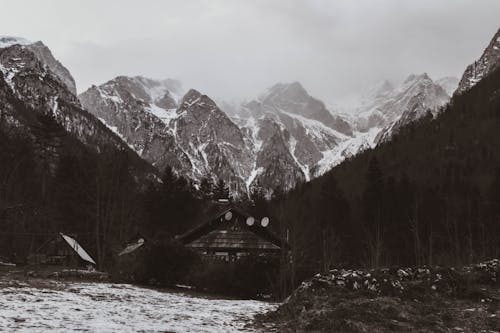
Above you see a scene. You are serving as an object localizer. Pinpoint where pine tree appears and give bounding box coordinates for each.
[199,177,214,200]
[250,186,268,217]
[213,179,230,200]
[318,175,350,271]
[362,156,385,268]
[161,165,178,193]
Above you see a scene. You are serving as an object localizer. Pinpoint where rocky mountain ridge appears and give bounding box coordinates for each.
[4,27,500,197]
[374,73,450,143]
[79,72,458,195]
[79,76,257,194]
[0,37,153,178]
[456,28,500,95]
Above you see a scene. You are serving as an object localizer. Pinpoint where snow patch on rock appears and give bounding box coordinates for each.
[316,127,380,175]
[0,36,33,49]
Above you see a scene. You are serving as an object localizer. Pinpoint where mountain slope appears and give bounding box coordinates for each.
[0,36,76,94]
[225,82,358,184]
[259,82,352,135]
[375,74,450,143]
[80,77,255,194]
[0,37,153,176]
[174,89,253,193]
[79,76,190,171]
[456,28,500,95]
[81,79,359,194]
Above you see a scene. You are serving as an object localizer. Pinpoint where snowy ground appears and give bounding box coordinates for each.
[0,278,277,333]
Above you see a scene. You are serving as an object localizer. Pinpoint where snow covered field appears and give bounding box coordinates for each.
[0,279,277,332]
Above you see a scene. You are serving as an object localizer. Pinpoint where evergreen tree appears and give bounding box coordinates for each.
[362,156,385,268]
[199,177,214,200]
[213,179,230,200]
[250,186,268,216]
[318,175,350,271]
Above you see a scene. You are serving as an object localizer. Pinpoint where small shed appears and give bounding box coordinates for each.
[118,236,146,256]
[177,207,285,261]
[28,233,96,267]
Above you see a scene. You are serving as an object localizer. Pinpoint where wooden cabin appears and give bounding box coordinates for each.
[27,234,80,266]
[177,207,285,262]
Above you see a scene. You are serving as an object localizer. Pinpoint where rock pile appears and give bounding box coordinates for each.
[293,259,500,299]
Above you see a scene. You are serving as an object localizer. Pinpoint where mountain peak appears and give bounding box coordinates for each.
[404,73,431,84]
[456,27,500,95]
[287,81,306,91]
[132,76,182,93]
[179,89,221,111]
[264,81,308,101]
[377,79,394,91]
[0,36,34,48]
[182,89,202,103]
[0,36,76,95]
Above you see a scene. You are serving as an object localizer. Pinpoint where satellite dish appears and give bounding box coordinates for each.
[225,211,233,221]
[261,217,270,227]
[246,217,255,226]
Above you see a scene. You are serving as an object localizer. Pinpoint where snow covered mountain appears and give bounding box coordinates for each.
[223,82,362,185]
[375,74,450,143]
[80,75,450,194]
[0,36,76,95]
[456,28,500,95]
[80,78,255,194]
[7,31,497,197]
[81,79,366,194]
[0,37,152,176]
[341,74,450,146]
[79,76,188,168]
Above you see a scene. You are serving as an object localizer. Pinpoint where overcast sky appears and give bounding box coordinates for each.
[1,0,499,104]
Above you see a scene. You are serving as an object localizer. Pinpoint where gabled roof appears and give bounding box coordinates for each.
[118,238,145,256]
[177,207,286,251]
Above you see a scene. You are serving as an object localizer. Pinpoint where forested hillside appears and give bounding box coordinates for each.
[267,65,500,282]
[0,107,207,270]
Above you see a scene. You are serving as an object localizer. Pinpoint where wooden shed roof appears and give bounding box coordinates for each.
[177,207,285,252]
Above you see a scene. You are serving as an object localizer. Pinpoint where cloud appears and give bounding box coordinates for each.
[0,0,499,104]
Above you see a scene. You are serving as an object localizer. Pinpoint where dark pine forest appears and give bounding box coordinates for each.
[265,65,500,285]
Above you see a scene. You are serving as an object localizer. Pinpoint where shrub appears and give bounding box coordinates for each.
[188,254,280,298]
[112,240,200,286]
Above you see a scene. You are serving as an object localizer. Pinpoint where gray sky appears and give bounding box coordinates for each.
[1,0,499,104]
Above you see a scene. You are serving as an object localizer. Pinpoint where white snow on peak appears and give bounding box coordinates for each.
[244,116,264,152]
[0,36,33,48]
[289,136,310,181]
[278,109,350,141]
[316,126,380,176]
[0,63,21,92]
[97,87,123,104]
[147,104,179,125]
[246,166,264,192]
[134,76,184,105]
[51,96,59,114]
[182,97,201,108]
